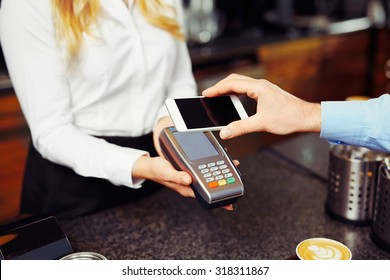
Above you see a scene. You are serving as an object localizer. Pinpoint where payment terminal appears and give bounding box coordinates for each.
[159,127,244,209]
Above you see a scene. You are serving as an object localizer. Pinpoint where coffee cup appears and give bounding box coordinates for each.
[296,238,352,260]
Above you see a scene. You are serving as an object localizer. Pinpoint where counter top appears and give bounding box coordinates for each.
[60,133,390,260]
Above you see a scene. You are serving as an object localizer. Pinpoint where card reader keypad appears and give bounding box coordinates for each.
[198,160,236,188]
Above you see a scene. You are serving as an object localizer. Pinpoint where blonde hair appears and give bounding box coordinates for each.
[51,0,184,62]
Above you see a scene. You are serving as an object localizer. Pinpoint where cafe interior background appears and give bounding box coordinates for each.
[0,0,390,241]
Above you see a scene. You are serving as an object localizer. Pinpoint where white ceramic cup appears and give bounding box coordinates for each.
[296,237,352,260]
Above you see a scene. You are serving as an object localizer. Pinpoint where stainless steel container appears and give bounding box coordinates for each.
[184,0,224,44]
[326,145,386,225]
[60,252,107,260]
[371,158,390,252]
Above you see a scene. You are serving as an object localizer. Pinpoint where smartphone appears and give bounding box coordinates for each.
[159,127,244,209]
[165,95,248,132]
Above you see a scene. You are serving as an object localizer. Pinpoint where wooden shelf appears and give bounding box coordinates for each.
[0,89,29,221]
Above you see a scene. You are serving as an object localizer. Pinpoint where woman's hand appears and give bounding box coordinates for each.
[133,155,194,197]
[153,116,173,157]
[150,116,235,211]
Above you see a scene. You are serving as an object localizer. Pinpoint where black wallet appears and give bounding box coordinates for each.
[0,214,73,260]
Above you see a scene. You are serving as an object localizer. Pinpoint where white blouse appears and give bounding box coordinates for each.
[0,0,197,188]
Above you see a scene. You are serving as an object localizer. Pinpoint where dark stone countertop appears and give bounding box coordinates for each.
[60,133,390,260]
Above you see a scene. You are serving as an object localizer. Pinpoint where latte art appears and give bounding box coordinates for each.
[307,245,342,260]
[296,238,352,260]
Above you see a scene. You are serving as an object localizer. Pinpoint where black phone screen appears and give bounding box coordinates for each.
[175,96,241,129]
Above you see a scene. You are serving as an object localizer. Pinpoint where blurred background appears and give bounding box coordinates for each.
[1,0,390,220]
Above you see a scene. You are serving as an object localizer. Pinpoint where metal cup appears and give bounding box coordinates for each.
[60,252,107,260]
[371,158,390,252]
[326,145,386,225]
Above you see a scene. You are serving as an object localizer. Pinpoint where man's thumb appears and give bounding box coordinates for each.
[219,117,257,139]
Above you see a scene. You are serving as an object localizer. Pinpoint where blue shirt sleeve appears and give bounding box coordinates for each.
[320,94,390,153]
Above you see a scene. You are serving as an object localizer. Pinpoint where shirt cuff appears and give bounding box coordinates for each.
[156,106,169,124]
[103,145,149,188]
[320,100,366,146]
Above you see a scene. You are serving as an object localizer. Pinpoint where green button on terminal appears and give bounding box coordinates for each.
[227,177,236,184]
